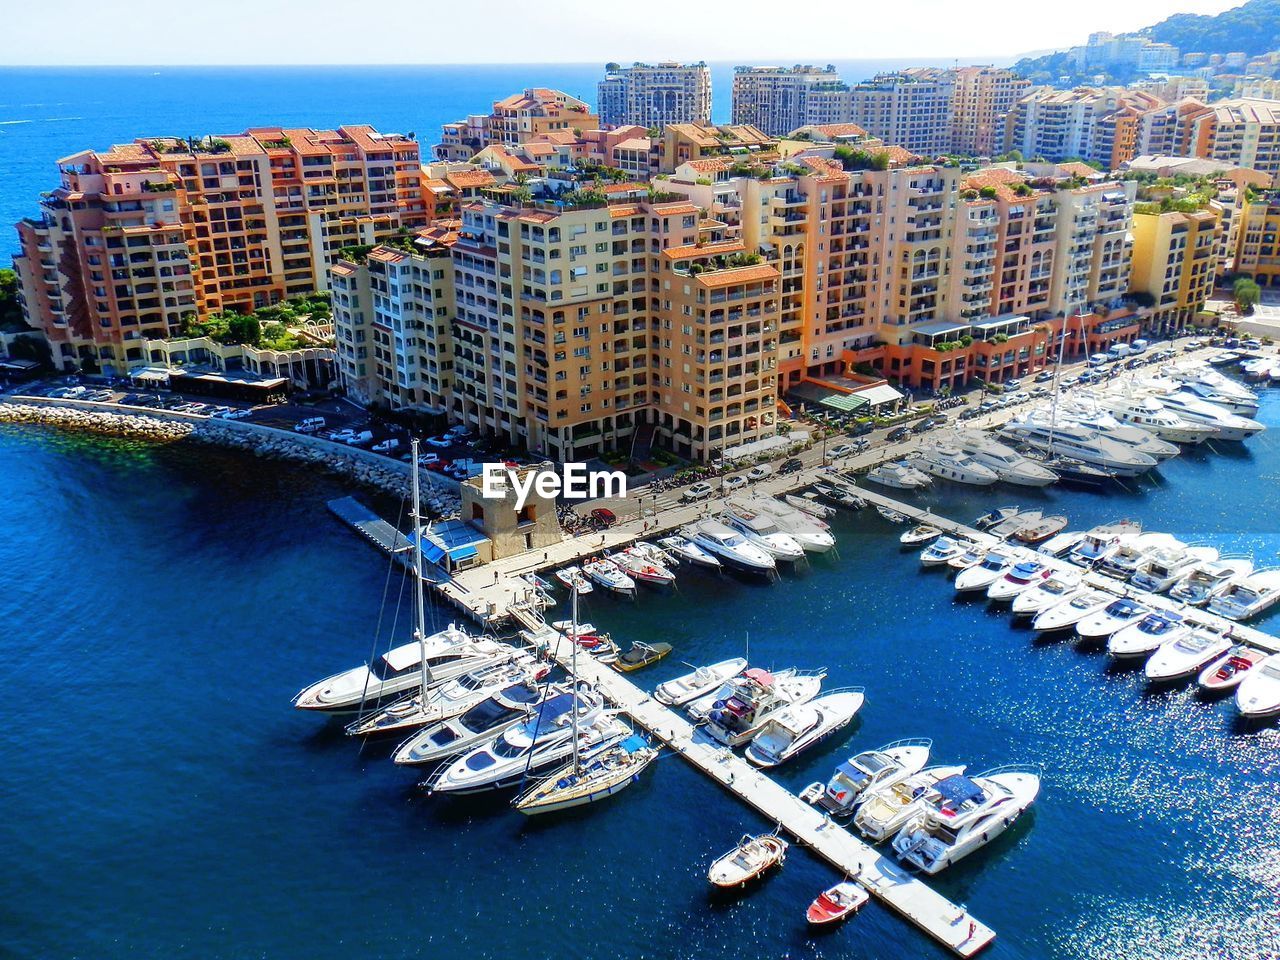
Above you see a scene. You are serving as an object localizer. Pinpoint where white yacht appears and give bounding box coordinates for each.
[947,541,989,572]
[954,548,1024,594]
[912,445,999,485]
[920,536,967,567]
[719,510,806,561]
[987,559,1052,602]
[853,764,969,842]
[1107,611,1191,660]
[1168,556,1255,606]
[612,548,677,588]
[784,492,837,520]
[948,430,1058,486]
[1145,629,1232,683]
[1010,570,1083,618]
[1038,530,1085,559]
[1056,404,1181,461]
[744,689,865,768]
[391,680,550,765]
[997,417,1157,477]
[801,738,932,817]
[1099,394,1216,445]
[682,520,776,575]
[1032,589,1114,633]
[1140,385,1265,441]
[1068,520,1142,566]
[703,667,827,747]
[1166,364,1259,415]
[654,657,749,707]
[726,497,835,553]
[685,666,819,720]
[293,625,503,714]
[657,535,722,570]
[865,460,932,489]
[891,767,1041,874]
[1207,568,1280,622]
[1098,532,1183,580]
[1235,652,1280,718]
[582,558,637,596]
[1076,596,1151,641]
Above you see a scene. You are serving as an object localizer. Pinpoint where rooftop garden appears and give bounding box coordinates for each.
[684,252,763,275]
[180,293,332,351]
[831,146,890,172]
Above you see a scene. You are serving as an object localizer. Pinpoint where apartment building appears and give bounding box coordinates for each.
[1005,88,1160,169]
[849,71,956,157]
[1129,204,1221,332]
[951,67,1031,157]
[657,122,777,174]
[1234,190,1280,288]
[731,66,852,137]
[12,125,424,374]
[597,62,712,129]
[1200,99,1280,180]
[434,89,600,160]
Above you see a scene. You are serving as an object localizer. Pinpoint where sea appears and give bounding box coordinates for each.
[1,64,1278,960]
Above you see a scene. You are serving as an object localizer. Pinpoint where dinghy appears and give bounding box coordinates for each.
[707,834,787,888]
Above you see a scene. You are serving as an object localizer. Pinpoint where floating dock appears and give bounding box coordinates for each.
[327,496,414,563]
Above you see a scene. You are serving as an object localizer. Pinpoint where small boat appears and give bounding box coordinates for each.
[582,558,637,596]
[1145,628,1232,683]
[813,482,866,510]
[512,731,659,816]
[657,535,722,570]
[1235,652,1280,718]
[632,541,678,567]
[1013,514,1068,544]
[785,493,836,520]
[806,880,868,926]
[707,834,788,888]
[876,504,910,524]
[1038,530,1085,558]
[901,523,942,546]
[1010,571,1082,618]
[853,764,968,841]
[1107,611,1190,660]
[612,641,673,672]
[744,689,865,768]
[986,559,1051,602]
[554,565,593,594]
[1168,555,1254,606]
[1198,646,1267,692]
[703,667,827,746]
[946,541,988,572]
[1076,596,1151,641]
[1098,533,1182,580]
[988,509,1041,541]
[522,572,556,595]
[920,536,966,567]
[954,548,1023,593]
[1032,589,1113,633]
[865,461,931,490]
[1207,567,1280,621]
[612,548,677,588]
[1068,520,1142,566]
[654,657,749,706]
[974,506,1019,531]
[801,738,932,817]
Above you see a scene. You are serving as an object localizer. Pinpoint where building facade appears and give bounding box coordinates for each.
[1129,205,1221,332]
[731,65,851,137]
[849,71,956,157]
[597,62,712,129]
[951,67,1032,157]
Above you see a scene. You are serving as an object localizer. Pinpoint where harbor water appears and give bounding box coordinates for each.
[2,383,1278,960]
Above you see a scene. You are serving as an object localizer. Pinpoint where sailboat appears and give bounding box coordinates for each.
[512,587,659,815]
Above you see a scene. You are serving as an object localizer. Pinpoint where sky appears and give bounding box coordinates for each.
[0,0,1245,66]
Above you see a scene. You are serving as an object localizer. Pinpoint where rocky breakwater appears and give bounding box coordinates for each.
[0,401,194,441]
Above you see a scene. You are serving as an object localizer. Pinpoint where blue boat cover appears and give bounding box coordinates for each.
[836,760,863,780]
[934,775,985,806]
[620,734,649,754]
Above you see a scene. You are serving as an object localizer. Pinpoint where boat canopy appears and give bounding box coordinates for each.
[935,775,985,807]
[382,643,423,672]
[743,668,774,686]
[620,734,649,754]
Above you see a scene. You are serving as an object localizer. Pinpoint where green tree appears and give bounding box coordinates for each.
[225,314,262,345]
[0,268,28,332]
[1234,276,1262,315]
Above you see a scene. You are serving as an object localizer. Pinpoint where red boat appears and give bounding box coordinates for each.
[805,880,868,926]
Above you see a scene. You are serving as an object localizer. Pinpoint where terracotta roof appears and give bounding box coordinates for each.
[962,167,1036,202]
[1057,161,1102,179]
[609,204,643,218]
[685,158,731,174]
[446,170,496,189]
[663,239,747,260]
[695,263,779,287]
[813,123,868,139]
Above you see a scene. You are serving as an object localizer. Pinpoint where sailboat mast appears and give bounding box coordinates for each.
[570,585,581,774]
[1046,304,1075,458]
[411,438,429,698]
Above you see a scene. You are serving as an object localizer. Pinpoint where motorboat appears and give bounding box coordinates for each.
[654,657,749,707]
[784,493,837,520]
[522,572,556,596]
[987,559,1052,602]
[718,510,807,562]
[974,506,1020,531]
[801,738,932,817]
[853,764,969,841]
[997,417,1157,477]
[744,689,865,767]
[392,680,550,766]
[683,519,777,575]
[657,535,722,570]
[630,540,679,568]
[988,509,1041,541]
[425,690,626,794]
[611,641,672,672]
[1169,556,1255,606]
[1032,455,1118,488]
[582,558,637,596]
[1198,646,1268,693]
[612,548,677,588]
[890,767,1041,874]
[865,460,932,489]
[1032,589,1114,633]
[512,731,659,815]
[1010,570,1083,618]
[1128,542,1215,593]
[727,497,836,553]
[1107,610,1191,660]
[703,667,827,747]
[1012,515,1069,544]
[1037,530,1085,559]
[912,445,999,485]
[554,565,593,594]
[685,666,817,720]
[344,652,547,737]
[1141,385,1265,441]
[1207,568,1280,621]
[293,625,503,714]
[949,430,1058,487]
[1054,404,1181,461]
[813,482,867,510]
[1145,629,1232,683]
[946,541,988,572]
[707,834,787,888]
[901,524,942,546]
[1098,394,1216,444]
[806,881,869,926]
[1234,652,1280,718]
[954,548,1025,594]
[1097,532,1183,580]
[1165,364,1259,415]
[1076,596,1151,641]
[1068,520,1142,566]
[920,536,967,567]
[876,504,909,524]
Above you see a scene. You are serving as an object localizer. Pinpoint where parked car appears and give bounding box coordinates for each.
[1003,378,1022,391]
[590,508,618,527]
[747,464,773,481]
[425,435,452,448]
[848,421,874,437]
[1241,338,1262,350]
[342,430,375,446]
[418,452,441,465]
[683,481,714,502]
[886,426,910,442]
[372,438,401,454]
[826,443,855,459]
[723,475,748,491]
[444,425,471,439]
[295,416,326,434]
[1184,340,1203,351]
[911,418,936,434]
[779,457,804,475]
[1060,375,1080,387]
[1034,370,1056,383]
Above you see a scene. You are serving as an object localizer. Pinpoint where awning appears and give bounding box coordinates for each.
[819,392,869,413]
[722,431,810,461]
[852,383,904,407]
[418,540,446,564]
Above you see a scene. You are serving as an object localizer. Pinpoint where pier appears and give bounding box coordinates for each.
[327,496,414,562]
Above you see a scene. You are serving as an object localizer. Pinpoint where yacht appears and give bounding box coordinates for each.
[901,523,943,547]
[920,536,967,567]
[703,667,827,747]
[1207,568,1280,621]
[891,767,1041,874]
[865,460,932,489]
[987,559,1052,602]
[683,519,777,574]
[512,730,658,815]
[611,548,677,588]
[1145,629,1232,683]
[1168,556,1254,606]
[1129,544,1218,594]
[554,566,593,594]
[1098,394,1216,445]
[1198,646,1267,693]
[801,738,932,817]
[1068,520,1142,566]
[1140,385,1264,441]
[726,497,835,553]
[1037,530,1085,559]
[293,625,503,714]
[1166,364,1259,415]
[1032,589,1114,633]
[1106,611,1191,660]
[582,558,637,597]
[654,657,749,707]
[1057,405,1182,462]
[743,689,865,767]
[912,445,999,485]
[954,548,1024,594]
[1098,532,1183,580]
[946,541,989,572]
[997,417,1157,477]
[719,510,805,561]
[853,764,969,842]
[1076,596,1151,641]
[949,430,1058,486]
[685,666,820,721]
[1010,570,1083,618]
[1234,652,1280,718]
[784,492,837,520]
[657,535,722,570]
[391,680,550,765]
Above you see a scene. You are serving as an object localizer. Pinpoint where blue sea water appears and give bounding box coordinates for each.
[1,387,1279,960]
